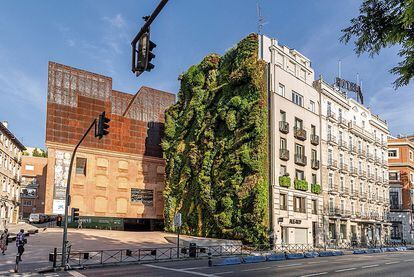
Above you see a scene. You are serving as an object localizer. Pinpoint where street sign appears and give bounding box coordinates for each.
[174,213,182,227]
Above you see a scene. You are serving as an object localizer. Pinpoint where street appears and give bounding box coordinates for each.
[75,251,414,277]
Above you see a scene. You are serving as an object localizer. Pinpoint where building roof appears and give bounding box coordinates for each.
[0,121,26,150]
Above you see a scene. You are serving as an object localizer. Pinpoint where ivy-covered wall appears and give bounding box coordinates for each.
[162,33,268,245]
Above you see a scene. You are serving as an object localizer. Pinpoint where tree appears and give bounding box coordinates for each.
[340,0,414,88]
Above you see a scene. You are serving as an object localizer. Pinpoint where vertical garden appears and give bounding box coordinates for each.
[162,33,269,245]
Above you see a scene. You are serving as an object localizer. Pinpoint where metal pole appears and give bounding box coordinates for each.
[131,0,169,72]
[176,226,180,259]
[61,119,97,269]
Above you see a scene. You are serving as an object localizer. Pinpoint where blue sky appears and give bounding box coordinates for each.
[0,0,413,148]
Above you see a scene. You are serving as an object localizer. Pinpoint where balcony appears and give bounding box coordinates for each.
[359,170,367,179]
[338,116,348,128]
[350,190,359,199]
[327,159,338,170]
[348,122,374,142]
[367,153,374,162]
[294,155,307,166]
[327,134,337,145]
[294,179,309,191]
[294,127,307,141]
[310,134,319,146]
[349,167,358,176]
[358,149,366,158]
[311,159,320,170]
[339,163,348,173]
[374,157,381,166]
[279,175,291,188]
[374,138,381,147]
[360,192,367,201]
[279,121,289,134]
[328,184,339,194]
[311,183,322,194]
[13,174,21,184]
[279,149,289,161]
[368,173,375,182]
[349,145,358,155]
[340,187,349,196]
[338,139,348,150]
[381,141,387,149]
[327,110,337,122]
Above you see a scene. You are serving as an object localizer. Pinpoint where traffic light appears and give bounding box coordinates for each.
[95,111,110,139]
[71,207,79,223]
[134,30,157,75]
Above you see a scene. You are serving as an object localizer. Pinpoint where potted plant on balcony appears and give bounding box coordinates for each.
[311,183,321,194]
[279,174,291,188]
[294,179,308,191]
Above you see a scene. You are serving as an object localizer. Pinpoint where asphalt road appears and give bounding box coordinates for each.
[72,251,414,277]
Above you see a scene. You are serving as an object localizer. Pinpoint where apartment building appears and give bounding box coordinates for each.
[314,78,389,246]
[20,154,48,218]
[0,121,25,229]
[387,136,414,243]
[45,62,175,230]
[260,35,323,245]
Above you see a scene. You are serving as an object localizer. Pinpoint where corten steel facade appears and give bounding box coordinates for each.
[387,136,414,243]
[0,121,25,229]
[20,155,47,218]
[44,62,175,230]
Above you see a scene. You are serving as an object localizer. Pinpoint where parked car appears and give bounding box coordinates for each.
[29,213,47,223]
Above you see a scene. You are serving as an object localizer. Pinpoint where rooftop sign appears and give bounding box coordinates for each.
[335,77,364,104]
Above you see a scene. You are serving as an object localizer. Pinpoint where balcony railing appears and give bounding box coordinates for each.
[339,163,348,173]
[374,157,381,165]
[294,127,307,141]
[279,149,289,161]
[338,116,348,127]
[359,170,367,179]
[311,159,320,170]
[375,138,381,146]
[349,145,357,154]
[294,155,307,166]
[358,149,366,158]
[338,139,348,150]
[310,134,319,146]
[279,121,289,134]
[328,184,338,194]
[340,187,349,196]
[360,192,367,200]
[350,190,359,198]
[327,134,337,145]
[327,110,336,121]
[327,159,338,170]
[367,153,374,161]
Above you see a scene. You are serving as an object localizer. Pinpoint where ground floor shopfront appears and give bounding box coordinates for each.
[0,203,19,229]
[325,216,390,246]
[388,211,414,243]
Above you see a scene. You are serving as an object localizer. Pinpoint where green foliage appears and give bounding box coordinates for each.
[311,183,322,194]
[294,179,308,191]
[162,33,268,245]
[32,148,47,157]
[278,175,291,188]
[341,0,414,88]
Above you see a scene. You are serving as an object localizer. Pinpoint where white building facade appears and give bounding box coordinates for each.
[0,121,25,229]
[260,35,323,246]
[314,79,390,246]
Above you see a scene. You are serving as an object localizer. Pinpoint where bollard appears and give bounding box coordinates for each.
[208,252,212,267]
[53,248,57,269]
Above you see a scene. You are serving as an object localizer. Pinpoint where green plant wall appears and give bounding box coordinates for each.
[162,33,269,245]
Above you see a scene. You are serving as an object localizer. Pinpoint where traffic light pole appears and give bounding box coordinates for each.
[61,119,97,269]
[131,0,169,75]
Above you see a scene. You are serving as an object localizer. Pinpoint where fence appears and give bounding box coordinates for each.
[51,241,411,269]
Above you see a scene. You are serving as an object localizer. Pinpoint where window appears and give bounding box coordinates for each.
[280,194,287,210]
[351,202,355,215]
[311,125,316,136]
[311,149,317,161]
[312,173,317,184]
[295,170,304,180]
[280,110,286,122]
[340,199,345,213]
[329,198,334,212]
[294,196,306,213]
[25,164,34,171]
[76,157,87,175]
[22,200,32,206]
[410,151,414,161]
[349,136,353,148]
[327,101,332,115]
[390,191,399,207]
[388,149,398,157]
[350,179,354,193]
[328,149,333,164]
[294,117,303,129]
[312,199,317,214]
[389,172,399,181]
[328,173,333,189]
[131,188,154,206]
[309,100,315,112]
[292,91,303,107]
[295,143,304,157]
[338,108,343,120]
[340,176,344,191]
[278,84,285,97]
[280,138,287,149]
[280,165,287,176]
